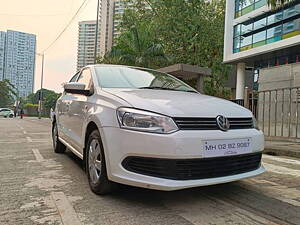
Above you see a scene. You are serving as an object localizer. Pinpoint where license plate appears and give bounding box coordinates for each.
[203,138,252,158]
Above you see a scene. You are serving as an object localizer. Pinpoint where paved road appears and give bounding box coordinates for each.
[0,118,300,225]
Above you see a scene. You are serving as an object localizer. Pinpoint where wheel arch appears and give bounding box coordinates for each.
[83,121,106,172]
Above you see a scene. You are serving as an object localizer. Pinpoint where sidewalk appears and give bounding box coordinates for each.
[264,140,300,158]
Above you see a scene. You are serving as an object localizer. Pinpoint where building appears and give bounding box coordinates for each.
[99,0,115,57]
[0,31,6,80]
[77,20,101,71]
[2,30,36,98]
[99,0,138,57]
[224,0,300,99]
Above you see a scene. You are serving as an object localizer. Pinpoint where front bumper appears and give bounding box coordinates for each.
[101,127,265,191]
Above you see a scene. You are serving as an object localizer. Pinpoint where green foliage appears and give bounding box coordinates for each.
[100,0,231,97]
[99,24,171,69]
[0,79,17,108]
[26,88,60,110]
[267,0,294,8]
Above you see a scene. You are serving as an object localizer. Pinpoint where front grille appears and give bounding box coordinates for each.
[122,152,262,180]
[173,117,253,130]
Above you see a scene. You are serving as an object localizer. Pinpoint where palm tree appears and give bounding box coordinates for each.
[267,0,294,8]
[99,24,170,69]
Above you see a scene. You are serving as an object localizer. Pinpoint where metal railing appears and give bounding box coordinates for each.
[257,87,300,139]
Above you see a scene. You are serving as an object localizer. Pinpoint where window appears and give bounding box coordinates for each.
[253,30,266,45]
[95,66,195,92]
[69,72,80,82]
[235,0,267,18]
[240,35,252,47]
[267,25,282,39]
[268,12,283,25]
[233,3,300,53]
[254,17,266,30]
[241,23,253,35]
[77,69,92,90]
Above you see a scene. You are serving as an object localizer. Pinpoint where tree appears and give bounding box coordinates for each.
[268,0,294,8]
[26,88,60,111]
[0,80,17,108]
[109,0,231,97]
[99,24,170,69]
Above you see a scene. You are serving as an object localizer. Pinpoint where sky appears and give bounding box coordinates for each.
[0,0,98,93]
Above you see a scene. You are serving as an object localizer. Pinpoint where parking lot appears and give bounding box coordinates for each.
[0,117,300,225]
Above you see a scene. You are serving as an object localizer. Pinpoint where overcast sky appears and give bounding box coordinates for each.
[0,0,98,93]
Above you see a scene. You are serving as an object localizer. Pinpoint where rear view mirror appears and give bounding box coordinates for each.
[64,82,92,96]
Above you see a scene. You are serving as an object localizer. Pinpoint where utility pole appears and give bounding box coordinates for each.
[94,0,100,64]
[38,53,44,119]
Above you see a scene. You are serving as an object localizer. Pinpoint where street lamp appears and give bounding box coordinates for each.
[36,52,45,119]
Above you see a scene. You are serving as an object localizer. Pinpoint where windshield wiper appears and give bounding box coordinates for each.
[139,86,197,93]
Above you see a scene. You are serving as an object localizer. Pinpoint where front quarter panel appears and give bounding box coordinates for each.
[81,88,131,149]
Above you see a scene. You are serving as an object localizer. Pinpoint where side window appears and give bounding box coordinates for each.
[69,72,80,82]
[77,69,92,90]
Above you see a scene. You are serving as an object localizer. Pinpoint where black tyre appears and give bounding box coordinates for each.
[86,130,117,195]
[9,114,13,118]
[52,121,66,153]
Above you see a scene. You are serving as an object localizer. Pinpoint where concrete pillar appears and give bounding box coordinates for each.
[196,75,204,93]
[236,62,246,99]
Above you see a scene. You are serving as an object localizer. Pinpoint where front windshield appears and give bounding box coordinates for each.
[94,66,196,92]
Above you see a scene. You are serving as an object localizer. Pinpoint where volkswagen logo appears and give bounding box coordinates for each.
[216,115,230,131]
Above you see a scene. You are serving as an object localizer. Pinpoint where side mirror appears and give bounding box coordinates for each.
[64,82,92,96]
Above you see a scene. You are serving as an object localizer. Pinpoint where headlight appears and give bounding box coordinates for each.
[116,107,179,134]
[252,116,259,130]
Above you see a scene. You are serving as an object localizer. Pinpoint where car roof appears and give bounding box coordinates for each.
[84,64,156,72]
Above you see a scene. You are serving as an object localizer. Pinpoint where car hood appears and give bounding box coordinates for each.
[103,88,253,118]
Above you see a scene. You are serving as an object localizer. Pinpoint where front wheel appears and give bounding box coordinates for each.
[52,122,66,153]
[86,130,117,195]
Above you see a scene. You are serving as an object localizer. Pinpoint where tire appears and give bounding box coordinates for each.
[52,121,66,153]
[86,130,117,195]
[9,114,13,118]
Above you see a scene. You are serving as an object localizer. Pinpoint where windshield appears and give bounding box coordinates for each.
[94,66,196,92]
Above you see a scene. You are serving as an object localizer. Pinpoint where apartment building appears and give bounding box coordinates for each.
[224,0,300,98]
[77,20,101,71]
[2,30,36,98]
[0,31,6,80]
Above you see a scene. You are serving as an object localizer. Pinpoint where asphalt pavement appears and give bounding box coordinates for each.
[0,117,300,225]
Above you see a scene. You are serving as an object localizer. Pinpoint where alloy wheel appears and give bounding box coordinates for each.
[88,139,102,184]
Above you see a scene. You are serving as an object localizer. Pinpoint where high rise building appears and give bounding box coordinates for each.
[77,20,101,71]
[99,0,134,57]
[224,0,300,99]
[2,30,36,98]
[0,31,6,80]
[99,0,115,57]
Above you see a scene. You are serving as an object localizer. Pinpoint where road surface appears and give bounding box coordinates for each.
[0,118,299,225]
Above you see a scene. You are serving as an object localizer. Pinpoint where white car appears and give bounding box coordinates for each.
[53,65,265,195]
[0,108,14,118]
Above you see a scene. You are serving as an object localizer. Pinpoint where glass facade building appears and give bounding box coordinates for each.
[235,0,267,18]
[77,21,100,71]
[2,30,36,98]
[233,3,300,53]
[0,31,6,80]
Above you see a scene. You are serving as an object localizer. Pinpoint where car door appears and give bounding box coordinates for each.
[56,72,80,141]
[66,68,94,153]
